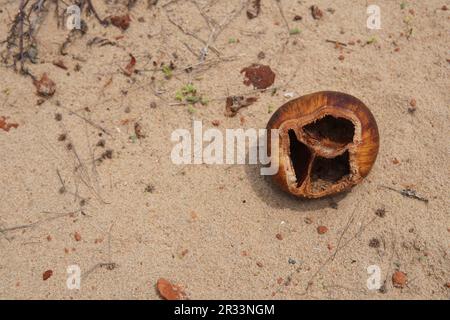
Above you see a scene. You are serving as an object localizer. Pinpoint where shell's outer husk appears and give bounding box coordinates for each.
[266,91,379,198]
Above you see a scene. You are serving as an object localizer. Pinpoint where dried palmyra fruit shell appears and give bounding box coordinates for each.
[267,91,379,198]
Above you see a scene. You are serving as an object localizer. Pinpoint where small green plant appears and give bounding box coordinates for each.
[175,83,208,110]
[228,37,237,44]
[268,105,274,113]
[400,2,407,10]
[289,28,301,35]
[366,36,377,45]
[187,105,197,114]
[162,64,173,79]
[181,83,196,95]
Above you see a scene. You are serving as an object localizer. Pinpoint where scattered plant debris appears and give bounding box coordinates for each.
[392,271,407,288]
[375,207,386,218]
[225,96,258,117]
[310,5,323,19]
[369,238,381,248]
[124,54,137,76]
[408,98,417,113]
[101,149,113,160]
[134,122,145,139]
[156,278,186,300]
[58,134,67,142]
[317,226,328,235]
[0,116,19,132]
[74,232,82,242]
[381,186,429,203]
[110,14,131,30]
[43,270,53,281]
[246,0,261,19]
[241,64,275,89]
[52,60,68,70]
[33,73,56,97]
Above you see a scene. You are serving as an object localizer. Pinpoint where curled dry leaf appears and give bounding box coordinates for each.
[33,73,56,97]
[156,278,186,300]
[225,96,258,117]
[0,116,19,132]
[246,0,261,19]
[311,5,323,19]
[110,14,131,30]
[241,64,275,89]
[124,54,137,76]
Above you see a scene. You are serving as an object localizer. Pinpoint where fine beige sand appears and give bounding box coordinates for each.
[0,0,449,299]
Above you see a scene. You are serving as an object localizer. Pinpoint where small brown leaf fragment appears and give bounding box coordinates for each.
[134,122,145,139]
[211,120,220,126]
[124,54,136,76]
[310,5,323,19]
[256,261,263,268]
[409,98,417,107]
[225,96,258,117]
[0,116,19,132]
[445,282,450,288]
[110,14,131,30]
[392,271,407,288]
[74,232,81,242]
[241,64,275,89]
[275,233,283,240]
[392,158,400,165]
[317,226,328,235]
[43,270,53,281]
[246,0,261,19]
[156,278,185,300]
[338,54,345,61]
[33,73,56,97]
[293,15,303,21]
[53,60,68,70]
[442,5,448,11]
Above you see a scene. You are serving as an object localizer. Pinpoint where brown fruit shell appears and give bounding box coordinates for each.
[267,91,379,198]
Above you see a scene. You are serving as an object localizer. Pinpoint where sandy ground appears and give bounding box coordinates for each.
[0,0,449,300]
